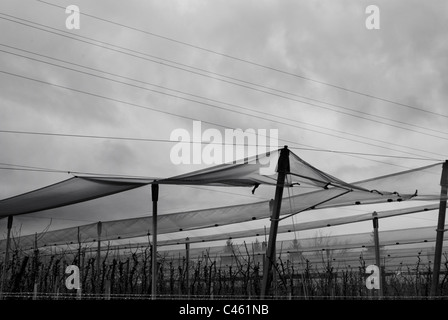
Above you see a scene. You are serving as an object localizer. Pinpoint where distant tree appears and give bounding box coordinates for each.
[221,239,235,266]
[287,238,303,262]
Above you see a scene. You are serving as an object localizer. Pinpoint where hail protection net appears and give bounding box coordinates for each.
[0,149,445,254]
[0,202,440,252]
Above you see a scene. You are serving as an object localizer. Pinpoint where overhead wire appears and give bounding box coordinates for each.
[0,44,446,160]
[1,12,447,142]
[0,15,446,175]
[2,69,441,169]
[0,128,442,162]
[0,11,444,180]
[0,60,445,161]
[0,162,160,179]
[36,0,448,120]
[0,69,443,171]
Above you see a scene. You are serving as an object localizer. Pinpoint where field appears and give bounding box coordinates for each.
[1,239,447,300]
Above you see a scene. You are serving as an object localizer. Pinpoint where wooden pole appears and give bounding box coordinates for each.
[77,227,81,265]
[185,237,190,298]
[77,226,83,291]
[33,283,38,300]
[96,221,102,282]
[0,215,13,299]
[372,212,384,297]
[105,279,111,300]
[261,146,290,298]
[151,183,159,300]
[33,232,38,299]
[96,221,103,291]
[430,160,448,297]
[55,275,60,300]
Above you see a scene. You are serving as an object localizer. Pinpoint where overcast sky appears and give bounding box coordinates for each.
[0,0,447,245]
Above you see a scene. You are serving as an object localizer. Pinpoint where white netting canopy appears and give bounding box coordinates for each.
[0,149,446,254]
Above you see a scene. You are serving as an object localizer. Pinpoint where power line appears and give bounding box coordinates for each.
[0,162,160,179]
[0,70,249,137]
[1,44,446,160]
[0,54,446,161]
[332,153,431,172]
[36,0,448,120]
[0,127,441,174]
[0,68,443,161]
[1,13,447,142]
[0,166,65,174]
[0,16,444,167]
[288,147,441,162]
[5,12,447,136]
[0,129,441,162]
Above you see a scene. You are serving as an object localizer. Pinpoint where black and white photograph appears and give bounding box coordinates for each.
[0,0,447,316]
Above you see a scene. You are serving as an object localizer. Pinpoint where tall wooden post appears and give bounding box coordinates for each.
[372,212,384,297]
[77,227,81,265]
[105,280,111,300]
[151,183,159,300]
[261,146,290,298]
[430,160,448,296]
[0,215,13,298]
[96,221,102,286]
[33,232,38,300]
[185,237,190,298]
